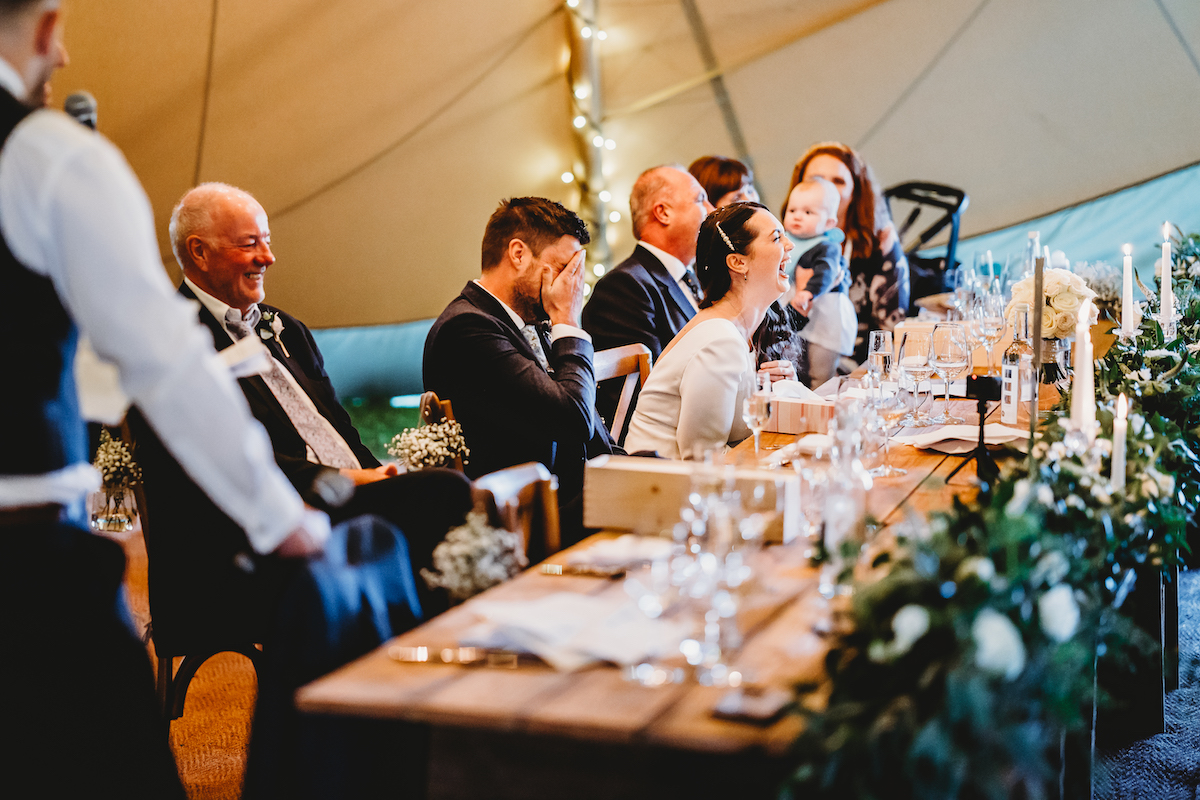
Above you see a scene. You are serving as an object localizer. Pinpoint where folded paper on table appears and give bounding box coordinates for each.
[893,423,1026,450]
[567,534,675,568]
[584,455,800,542]
[771,379,829,403]
[459,592,688,671]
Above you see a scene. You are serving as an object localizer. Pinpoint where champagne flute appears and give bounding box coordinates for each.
[867,330,892,402]
[930,323,970,424]
[897,330,934,427]
[741,372,773,456]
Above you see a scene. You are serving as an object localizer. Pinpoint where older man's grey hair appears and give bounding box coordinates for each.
[629,164,688,240]
[169,182,250,269]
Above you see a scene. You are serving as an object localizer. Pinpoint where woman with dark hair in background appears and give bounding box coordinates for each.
[785,142,909,362]
[690,155,808,381]
[688,155,760,208]
[624,202,794,459]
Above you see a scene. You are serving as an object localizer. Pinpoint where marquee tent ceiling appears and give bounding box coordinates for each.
[53,0,1200,328]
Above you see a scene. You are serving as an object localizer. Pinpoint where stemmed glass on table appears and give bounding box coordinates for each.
[866,330,892,401]
[741,372,773,457]
[967,293,1007,376]
[897,330,934,427]
[930,323,970,425]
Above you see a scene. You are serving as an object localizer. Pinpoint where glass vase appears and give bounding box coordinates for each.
[1036,338,1070,414]
[90,486,135,533]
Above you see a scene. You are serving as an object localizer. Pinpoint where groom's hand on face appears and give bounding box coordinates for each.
[543,248,585,328]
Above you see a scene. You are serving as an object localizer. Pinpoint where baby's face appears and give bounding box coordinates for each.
[783,186,835,239]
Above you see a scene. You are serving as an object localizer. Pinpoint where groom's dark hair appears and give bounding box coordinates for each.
[481,197,590,271]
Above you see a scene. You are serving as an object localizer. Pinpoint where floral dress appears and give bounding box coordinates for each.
[847,237,909,362]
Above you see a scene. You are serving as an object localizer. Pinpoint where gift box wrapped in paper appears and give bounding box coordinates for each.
[583,455,801,543]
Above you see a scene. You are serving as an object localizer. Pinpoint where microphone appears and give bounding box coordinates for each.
[63,91,97,130]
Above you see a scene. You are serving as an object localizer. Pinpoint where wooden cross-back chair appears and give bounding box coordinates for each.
[418,390,463,471]
[118,417,262,736]
[472,462,560,564]
[593,343,652,444]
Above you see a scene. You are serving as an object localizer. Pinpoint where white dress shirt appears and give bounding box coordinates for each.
[0,57,304,553]
[184,277,361,470]
[638,240,700,312]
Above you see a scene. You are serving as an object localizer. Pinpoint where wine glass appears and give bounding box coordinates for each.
[870,385,909,477]
[971,293,1007,376]
[897,330,934,427]
[952,261,978,316]
[930,323,970,424]
[741,372,773,456]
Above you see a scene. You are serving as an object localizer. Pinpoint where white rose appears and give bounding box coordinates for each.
[1038,584,1080,643]
[1054,310,1077,339]
[1011,278,1034,302]
[1006,480,1033,517]
[972,608,1026,680]
[1041,310,1060,339]
[1050,290,1082,313]
[891,604,931,655]
[1043,270,1070,296]
[956,556,996,583]
[1031,550,1070,586]
[1067,273,1088,293]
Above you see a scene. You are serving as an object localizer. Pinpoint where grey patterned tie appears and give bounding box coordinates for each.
[521,324,551,372]
[681,268,703,305]
[225,307,360,470]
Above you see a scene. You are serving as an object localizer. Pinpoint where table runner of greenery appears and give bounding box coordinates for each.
[781,230,1200,800]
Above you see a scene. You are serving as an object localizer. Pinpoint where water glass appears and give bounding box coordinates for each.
[930,323,970,424]
[741,372,773,456]
[867,329,893,387]
[897,330,934,427]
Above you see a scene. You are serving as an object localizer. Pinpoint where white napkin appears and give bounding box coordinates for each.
[460,593,688,671]
[893,423,1026,450]
[567,534,674,568]
[771,379,831,404]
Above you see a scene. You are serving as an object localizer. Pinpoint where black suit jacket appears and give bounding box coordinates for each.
[581,245,696,432]
[181,283,379,492]
[423,282,615,543]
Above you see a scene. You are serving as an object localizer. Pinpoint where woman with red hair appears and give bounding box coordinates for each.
[785,142,909,362]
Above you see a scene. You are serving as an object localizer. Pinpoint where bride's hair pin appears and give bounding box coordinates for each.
[715,220,734,251]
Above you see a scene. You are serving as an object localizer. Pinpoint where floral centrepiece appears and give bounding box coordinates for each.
[91,428,141,533]
[1006,267,1099,338]
[387,420,469,470]
[421,511,528,600]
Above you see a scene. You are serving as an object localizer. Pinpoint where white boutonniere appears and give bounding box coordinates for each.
[258,310,290,357]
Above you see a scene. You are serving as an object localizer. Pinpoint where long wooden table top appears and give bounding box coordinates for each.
[296,395,1000,757]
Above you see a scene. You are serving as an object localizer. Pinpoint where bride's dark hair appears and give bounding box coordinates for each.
[694,201,767,308]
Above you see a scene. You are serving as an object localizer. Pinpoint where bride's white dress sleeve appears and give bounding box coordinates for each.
[675,332,750,458]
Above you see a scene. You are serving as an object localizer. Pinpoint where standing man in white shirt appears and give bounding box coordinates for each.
[0,1,326,794]
[581,164,713,441]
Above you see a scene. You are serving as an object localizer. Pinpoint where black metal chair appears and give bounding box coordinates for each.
[883,182,969,315]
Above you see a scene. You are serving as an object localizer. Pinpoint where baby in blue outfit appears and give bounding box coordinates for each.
[782,177,856,386]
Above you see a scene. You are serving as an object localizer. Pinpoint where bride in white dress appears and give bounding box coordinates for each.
[625,202,795,459]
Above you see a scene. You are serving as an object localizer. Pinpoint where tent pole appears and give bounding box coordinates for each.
[566,0,610,287]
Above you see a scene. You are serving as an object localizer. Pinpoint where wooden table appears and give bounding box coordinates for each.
[296,398,999,799]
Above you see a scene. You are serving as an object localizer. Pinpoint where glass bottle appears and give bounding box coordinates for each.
[1001,302,1034,425]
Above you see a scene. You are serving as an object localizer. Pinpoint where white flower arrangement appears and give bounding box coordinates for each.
[1006,268,1099,339]
[421,511,528,600]
[388,420,470,470]
[93,428,141,489]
